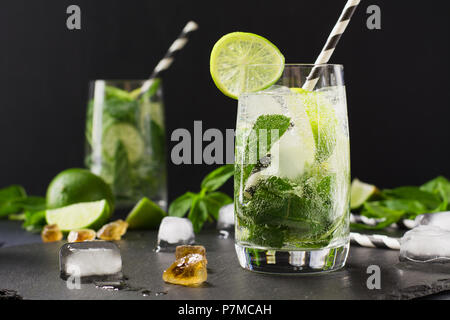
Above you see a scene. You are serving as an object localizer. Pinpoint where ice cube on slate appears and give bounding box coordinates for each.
[59,241,122,281]
[156,217,195,251]
[400,225,450,263]
[415,211,450,231]
[216,203,234,230]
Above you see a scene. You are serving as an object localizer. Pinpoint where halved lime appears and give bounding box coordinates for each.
[46,199,110,231]
[46,168,115,214]
[210,32,285,99]
[350,179,378,209]
[102,123,144,164]
[125,197,166,229]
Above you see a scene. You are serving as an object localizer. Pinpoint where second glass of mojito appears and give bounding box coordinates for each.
[85,79,167,211]
[234,64,350,273]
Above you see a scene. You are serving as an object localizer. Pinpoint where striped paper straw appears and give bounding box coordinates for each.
[350,232,401,250]
[302,0,361,91]
[139,21,199,96]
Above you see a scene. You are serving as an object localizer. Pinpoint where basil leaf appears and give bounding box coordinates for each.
[200,164,234,192]
[168,192,195,217]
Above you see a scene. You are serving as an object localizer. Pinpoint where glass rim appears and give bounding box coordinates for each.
[245,63,343,68]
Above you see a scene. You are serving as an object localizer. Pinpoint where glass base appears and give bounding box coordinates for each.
[235,241,349,274]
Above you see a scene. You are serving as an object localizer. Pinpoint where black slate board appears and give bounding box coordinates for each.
[1,227,450,300]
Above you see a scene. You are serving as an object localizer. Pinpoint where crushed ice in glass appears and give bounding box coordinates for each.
[400,225,450,263]
[59,241,122,281]
[163,245,207,286]
[156,217,195,251]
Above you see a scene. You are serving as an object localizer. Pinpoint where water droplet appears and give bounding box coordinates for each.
[218,230,229,239]
[141,290,151,297]
[155,291,168,296]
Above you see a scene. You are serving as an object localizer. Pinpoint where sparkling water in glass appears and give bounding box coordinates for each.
[234,64,350,274]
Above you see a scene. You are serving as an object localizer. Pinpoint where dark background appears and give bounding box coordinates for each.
[0,0,449,202]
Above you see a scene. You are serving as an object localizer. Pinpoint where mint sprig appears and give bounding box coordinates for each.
[0,185,46,232]
[169,165,233,233]
[352,176,450,230]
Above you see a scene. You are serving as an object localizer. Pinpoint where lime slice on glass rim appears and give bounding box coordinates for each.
[210,32,285,99]
[350,179,378,210]
[46,199,111,232]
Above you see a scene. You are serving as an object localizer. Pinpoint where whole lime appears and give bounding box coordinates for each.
[46,168,115,214]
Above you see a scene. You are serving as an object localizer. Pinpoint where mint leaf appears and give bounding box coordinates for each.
[168,192,195,217]
[352,202,405,230]
[421,176,450,208]
[12,196,46,212]
[202,191,232,220]
[381,187,441,210]
[188,196,208,233]
[0,185,27,217]
[240,176,336,247]
[200,164,234,192]
[242,115,291,183]
[22,210,46,233]
[112,141,133,198]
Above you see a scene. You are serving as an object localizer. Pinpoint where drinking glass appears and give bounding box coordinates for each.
[234,64,350,273]
[85,79,167,210]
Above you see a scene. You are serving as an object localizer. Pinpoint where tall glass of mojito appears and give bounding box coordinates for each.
[234,64,350,273]
[85,79,167,211]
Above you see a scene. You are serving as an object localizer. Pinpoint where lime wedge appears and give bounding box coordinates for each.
[350,179,378,209]
[125,197,166,229]
[102,123,144,164]
[46,200,110,231]
[291,88,338,162]
[210,32,285,99]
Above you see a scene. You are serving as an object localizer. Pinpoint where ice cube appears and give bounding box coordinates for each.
[162,253,207,286]
[156,217,195,251]
[240,89,288,123]
[216,203,234,230]
[400,225,450,263]
[415,211,450,231]
[59,241,122,281]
